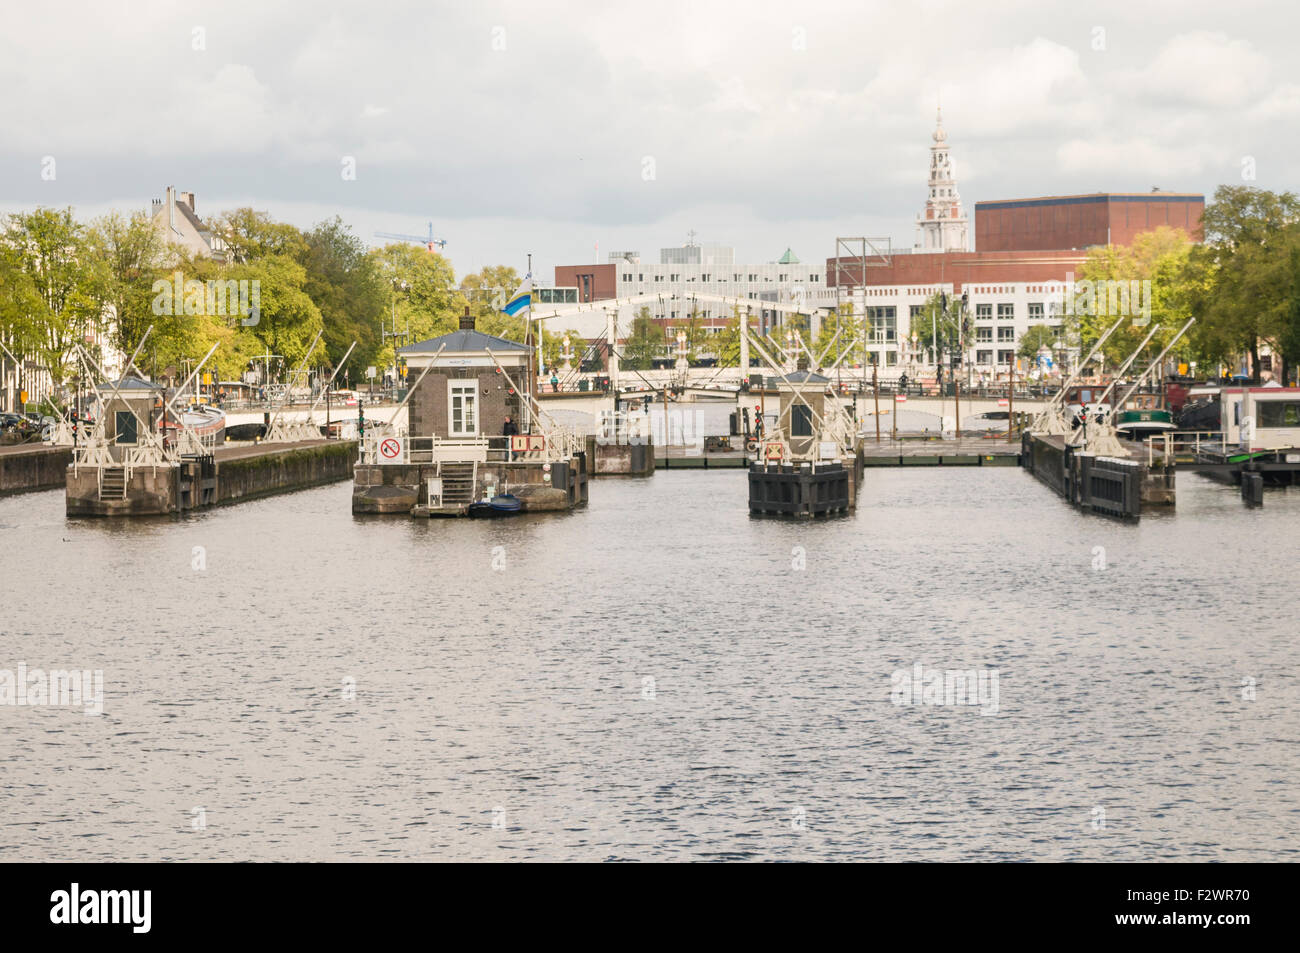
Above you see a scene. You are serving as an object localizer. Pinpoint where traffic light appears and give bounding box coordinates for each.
[357,406,365,437]
[940,292,948,311]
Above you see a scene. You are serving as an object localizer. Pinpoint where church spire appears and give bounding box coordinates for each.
[915,106,968,253]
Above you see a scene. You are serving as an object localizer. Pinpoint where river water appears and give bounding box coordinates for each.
[1,469,1297,861]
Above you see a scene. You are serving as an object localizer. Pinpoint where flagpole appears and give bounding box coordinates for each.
[526,254,535,431]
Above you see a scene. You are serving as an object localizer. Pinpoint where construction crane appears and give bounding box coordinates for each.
[374,222,447,253]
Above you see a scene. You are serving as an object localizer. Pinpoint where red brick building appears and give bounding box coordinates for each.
[554,263,617,303]
[973,192,1205,253]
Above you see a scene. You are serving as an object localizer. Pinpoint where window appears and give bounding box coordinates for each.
[1028,303,1044,320]
[976,304,992,321]
[997,327,1015,342]
[997,303,1014,321]
[622,273,632,282]
[115,411,138,445]
[867,306,896,343]
[910,305,925,319]
[975,328,992,343]
[449,382,477,436]
[998,349,1014,365]
[748,274,758,282]
[670,274,679,282]
[1258,401,1300,428]
[791,404,813,437]
[886,351,898,365]
[977,350,993,365]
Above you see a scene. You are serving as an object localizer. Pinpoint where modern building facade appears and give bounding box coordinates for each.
[554,245,829,341]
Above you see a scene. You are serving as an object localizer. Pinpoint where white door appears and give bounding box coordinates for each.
[450,382,477,436]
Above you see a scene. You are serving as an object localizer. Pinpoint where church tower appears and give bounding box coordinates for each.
[915,108,969,253]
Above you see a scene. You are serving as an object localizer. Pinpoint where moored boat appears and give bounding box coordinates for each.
[467,493,523,518]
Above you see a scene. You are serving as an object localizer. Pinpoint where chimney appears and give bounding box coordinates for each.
[459,305,475,331]
[180,191,195,212]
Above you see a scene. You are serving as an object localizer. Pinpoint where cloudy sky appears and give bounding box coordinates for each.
[1,1,1296,280]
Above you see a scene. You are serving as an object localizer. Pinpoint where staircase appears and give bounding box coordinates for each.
[437,462,477,509]
[99,467,127,501]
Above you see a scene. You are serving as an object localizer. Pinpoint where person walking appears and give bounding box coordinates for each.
[550,369,560,393]
[503,415,518,460]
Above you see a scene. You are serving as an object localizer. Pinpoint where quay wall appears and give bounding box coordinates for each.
[0,445,73,495]
[216,441,357,506]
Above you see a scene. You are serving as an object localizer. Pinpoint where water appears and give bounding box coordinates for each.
[1,470,1297,861]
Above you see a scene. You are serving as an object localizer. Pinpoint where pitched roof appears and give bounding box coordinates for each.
[780,369,830,384]
[398,328,531,355]
[98,376,158,392]
[777,248,800,264]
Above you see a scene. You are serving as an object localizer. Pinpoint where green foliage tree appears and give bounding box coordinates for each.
[1071,226,1195,370]
[622,308,663,370]
[815,303,867,368]
[1017,324,1061,359]
[2,208,106,384]
[300,217,387,371]
[238,255,324,371]
[212,208,308,264]
[88,210,174,369]
[369,244,465,372]
[461,265,524,340]
[911,292,958,360]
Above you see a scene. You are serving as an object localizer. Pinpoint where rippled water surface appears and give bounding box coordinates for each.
[1,468,1297,861]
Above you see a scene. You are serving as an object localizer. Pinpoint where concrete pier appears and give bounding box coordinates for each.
[0,444,73,495]
[353,454,589,516]
[66,440,356,516]
[1020,432,1169,518]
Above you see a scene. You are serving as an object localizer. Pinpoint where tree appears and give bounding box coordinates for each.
[1188,186,1300,378]
[2,208,106,385]
[88,210,173,367]
[300,217,387,371]
[714,306,747,368]
[815,302,867,368]
[622,308,662,370]
[1071,226,1196,369]
[912,292,957,360]
[238,255,324,371]
[461,265,523,340]
[212,208,307,264]
[369,244,465,371]
[1017,324,1061,359]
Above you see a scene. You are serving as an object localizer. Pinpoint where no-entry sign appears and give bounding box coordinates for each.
[379,437,402,459]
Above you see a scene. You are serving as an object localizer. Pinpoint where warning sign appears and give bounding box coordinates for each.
[379,437,402,459]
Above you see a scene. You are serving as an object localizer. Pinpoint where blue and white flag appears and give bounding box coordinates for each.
[502,276,532,317]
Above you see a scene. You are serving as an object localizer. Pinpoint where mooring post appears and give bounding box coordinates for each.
[873,362,881,443]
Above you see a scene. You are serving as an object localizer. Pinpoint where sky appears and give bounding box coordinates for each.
[1,0,1298,282]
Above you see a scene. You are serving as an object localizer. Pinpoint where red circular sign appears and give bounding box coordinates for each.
[380,438,402,459]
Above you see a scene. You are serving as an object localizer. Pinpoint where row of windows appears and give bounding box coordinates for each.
[619,273,820,284]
